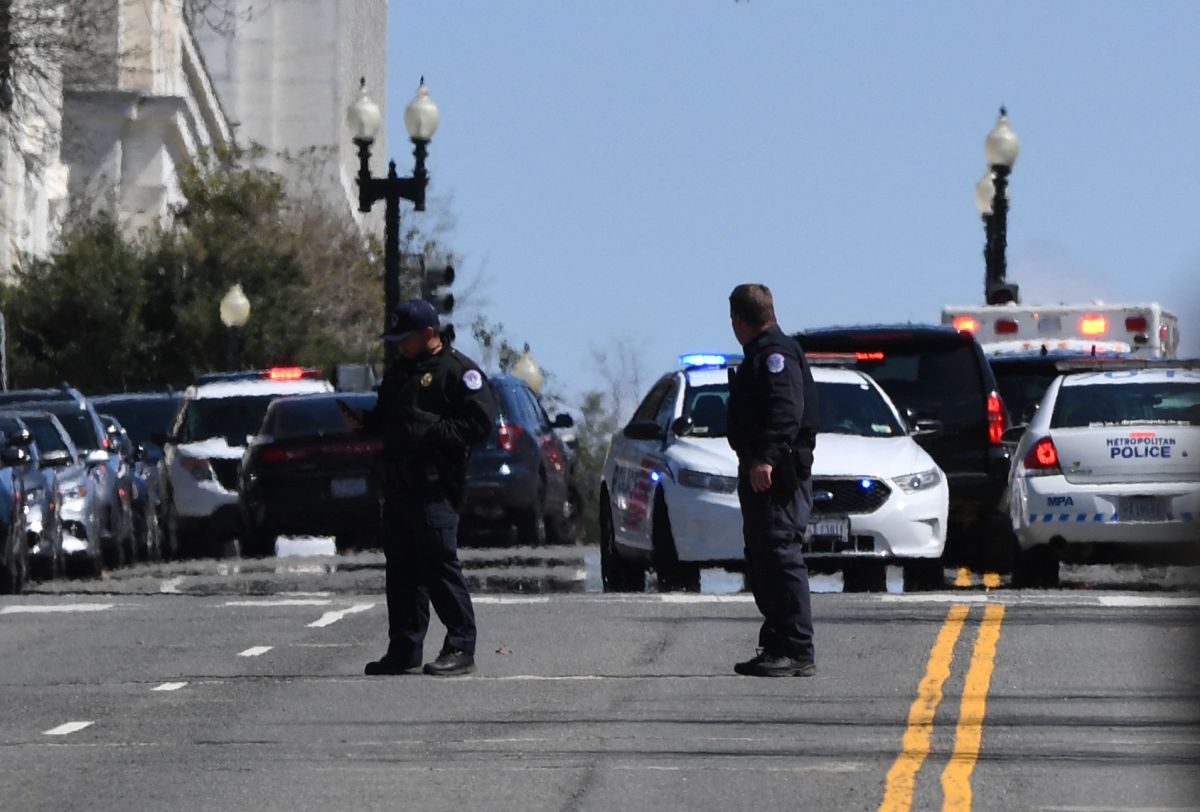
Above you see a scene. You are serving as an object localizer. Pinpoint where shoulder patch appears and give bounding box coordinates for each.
[462,369,484,391]
[766,353,786,374]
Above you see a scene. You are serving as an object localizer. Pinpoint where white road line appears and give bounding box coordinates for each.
[44,721,93,736]
[657,594,755,603]
[224,599,333,607]
[238,646,273,657]
[152,682,188,692]
[473,596,553,605]
[159,576,184,594]
[1,603,112,614]
[306,603,374,628]
[879,594,998,604]
[1096,596,1200,608]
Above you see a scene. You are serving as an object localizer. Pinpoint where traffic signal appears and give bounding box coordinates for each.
[420,257,455,341]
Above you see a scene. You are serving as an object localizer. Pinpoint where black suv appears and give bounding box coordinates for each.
[795,326,1012,567]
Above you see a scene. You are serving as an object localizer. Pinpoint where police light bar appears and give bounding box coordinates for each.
[265,367,321,381]
[678,353,742,368]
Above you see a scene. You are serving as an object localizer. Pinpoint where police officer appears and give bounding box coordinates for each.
[343,298,497,677]
[726,283,819,677]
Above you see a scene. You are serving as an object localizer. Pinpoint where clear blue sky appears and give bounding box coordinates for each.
[386,1,1200,403]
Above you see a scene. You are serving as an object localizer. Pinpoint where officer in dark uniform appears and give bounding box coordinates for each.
[726,283,819,677]
[342,298,497,677]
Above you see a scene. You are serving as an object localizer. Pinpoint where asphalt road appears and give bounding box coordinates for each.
[1,546,1198,811]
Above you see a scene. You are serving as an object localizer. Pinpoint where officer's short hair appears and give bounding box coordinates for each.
[729,284,777,327]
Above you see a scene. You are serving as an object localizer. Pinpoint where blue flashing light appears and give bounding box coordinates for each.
[650,471,662,483]
[678,353,743,368]
[860,478,873,490]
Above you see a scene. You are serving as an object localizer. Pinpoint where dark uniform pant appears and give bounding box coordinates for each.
[381,489,477,660]
[738,477,815,661]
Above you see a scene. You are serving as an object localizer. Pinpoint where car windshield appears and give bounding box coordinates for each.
[96,398,179,446]
[22,418,70,456]
[44,407,102,451]
[816,381,903,436]
[1051,382,1200,428]
[262,394,377,439]
[187,396,280,444]
[681,385,730,437]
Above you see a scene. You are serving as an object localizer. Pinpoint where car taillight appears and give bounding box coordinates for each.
[1125,315,1148,332]
[986,391,1006,446]
[259,439,382,465]
[497,421,524,453]
[994,318,1019,335]
[1023,436,1061,474]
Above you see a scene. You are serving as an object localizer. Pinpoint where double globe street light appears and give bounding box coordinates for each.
[345,77,440,363]
[974,107,1021,305]
[219,283,251,369]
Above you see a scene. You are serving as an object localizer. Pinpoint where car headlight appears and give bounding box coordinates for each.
[891,468,941,494]
[678,468,738,493]
[180,456,214,482]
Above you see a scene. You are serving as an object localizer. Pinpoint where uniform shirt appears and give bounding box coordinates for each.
[727,324,819,468]
[362,344,498,491]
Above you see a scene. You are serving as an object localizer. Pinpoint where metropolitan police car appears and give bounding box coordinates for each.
[158,368,333,557]
[598,354,949,592]
[1007,366,1200,586]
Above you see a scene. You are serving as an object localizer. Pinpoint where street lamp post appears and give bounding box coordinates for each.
[345,77,440,364]
[975,107,1021,305]
[219,283,251,369]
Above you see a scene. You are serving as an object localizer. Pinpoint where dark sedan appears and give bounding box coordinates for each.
[239,392,382,556]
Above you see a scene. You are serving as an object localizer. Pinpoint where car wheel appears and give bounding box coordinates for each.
[0,520,27,594]
[599,496,644,593]
[1013,544,1059,589]
[651,490,700,593]
[546,490,583,545]
[515,480,548,546]
[245,524,277,558]
[902,558,945,592]
[163,498,182,560]
[143,509,163,563]
[842,561,888,593]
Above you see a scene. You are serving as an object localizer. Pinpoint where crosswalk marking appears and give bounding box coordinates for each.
[44,721,93,736]
[238,646,273,657]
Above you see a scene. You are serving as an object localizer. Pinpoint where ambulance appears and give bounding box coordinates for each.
[941,302,1180,359]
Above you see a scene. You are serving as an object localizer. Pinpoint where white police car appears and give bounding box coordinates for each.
[159,368,333,557]
[1007,366,1200,586]
[598,354,949,592]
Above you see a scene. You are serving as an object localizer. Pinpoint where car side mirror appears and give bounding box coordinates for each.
[553,413,575,429]
[623,420,665,441]
[1,446,29,465]
[84,449,111,466]
[1000,425,1027,445]
[671,416,694,437]
[911,418,944,437]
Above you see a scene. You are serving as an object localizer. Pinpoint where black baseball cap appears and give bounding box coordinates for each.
[381,298,440,342]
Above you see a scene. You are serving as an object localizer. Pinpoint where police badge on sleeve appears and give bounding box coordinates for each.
[463,369,484,390]
[766,353,785,374]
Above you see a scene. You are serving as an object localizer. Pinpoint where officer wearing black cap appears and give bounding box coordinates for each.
[726,283,819,677]
[342,298,497,676]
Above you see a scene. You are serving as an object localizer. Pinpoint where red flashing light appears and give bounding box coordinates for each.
[994,319,1019,335]
[986,391,1006,446]
[266,367,307,381]
[1125,315,1148,333]
[1078,314,1108,337]
[1024,436,1061,472]
[497,421,525,453]
[855,351,885,361]
[1159,323,1169,344]
[952,316,979,333]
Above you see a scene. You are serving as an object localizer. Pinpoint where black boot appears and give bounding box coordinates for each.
[746,653,816,678]
[364,655,422,675]
[423,649,475,676]
[734,650,768,676]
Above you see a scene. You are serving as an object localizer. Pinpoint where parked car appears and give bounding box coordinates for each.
[599,354,949,592]
[239,391,382,556]
[157,368,335,557]
[0,387,133,568]
[1007,365,1200,587]
[0,435,29,593]
[795,326,1012,569]
[0,416,64,579]
[100,414,161,562]
[461,374,581,545]
[9,411,104,578]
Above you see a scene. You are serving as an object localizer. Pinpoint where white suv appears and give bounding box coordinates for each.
[158,368,333,557]
[599,354,948,592]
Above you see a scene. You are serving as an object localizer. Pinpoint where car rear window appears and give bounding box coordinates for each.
[19,417,70,455]
[263,394,377,439]
[95,398,180,446]
[187,396,279,444]
[852,346,983,419]
[45,407,102,451]
[1051,382,1200,428]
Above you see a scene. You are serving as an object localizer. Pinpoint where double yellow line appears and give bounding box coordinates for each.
[879,603,1006,812]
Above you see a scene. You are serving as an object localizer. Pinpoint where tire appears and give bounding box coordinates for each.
[1013,544,1059,589]
[842,561,887,593]
[244,523,277,558]
[902,558,945,592]
[0,519,28,594]
[142,508,163,563]
[599,495,644,592]
[546,490,583,545]
[516,480,548,546]
[651,490,700,593]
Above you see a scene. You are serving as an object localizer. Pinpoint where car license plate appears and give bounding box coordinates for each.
[808,516,850,542]
[1118,496,1166,522]
[330,477,368,499]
